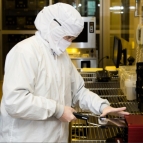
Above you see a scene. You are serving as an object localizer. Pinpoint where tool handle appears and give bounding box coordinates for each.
[73,112,89,120]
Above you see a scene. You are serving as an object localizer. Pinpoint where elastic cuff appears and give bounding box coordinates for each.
[53,103,64,119]
[99,104,110,114]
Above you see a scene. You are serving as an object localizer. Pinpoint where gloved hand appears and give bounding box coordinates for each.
[100,106,130,117]
[59,106,77,122]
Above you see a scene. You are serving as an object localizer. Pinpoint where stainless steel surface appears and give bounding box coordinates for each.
[69,72,142,143]
[68,17,96,49]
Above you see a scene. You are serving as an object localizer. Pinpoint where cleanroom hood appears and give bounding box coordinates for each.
[34,3,84,55]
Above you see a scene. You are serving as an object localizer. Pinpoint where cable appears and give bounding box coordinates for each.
[98,56,109,67]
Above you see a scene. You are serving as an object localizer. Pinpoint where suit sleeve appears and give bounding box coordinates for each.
[70,64,110,115]
[3,45,64,120]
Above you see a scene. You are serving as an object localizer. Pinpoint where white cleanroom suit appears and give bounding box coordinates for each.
[0,3,110,142]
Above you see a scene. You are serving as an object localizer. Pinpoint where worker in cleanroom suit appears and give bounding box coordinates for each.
[0,3,129,142]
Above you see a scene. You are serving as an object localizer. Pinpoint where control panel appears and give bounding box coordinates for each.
[89,22,94,33]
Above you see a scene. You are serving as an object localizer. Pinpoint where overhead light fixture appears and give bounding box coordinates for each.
[114,12,124,14]
[110,6,124,10]
[130,6,135,9]
[78,3,82,7]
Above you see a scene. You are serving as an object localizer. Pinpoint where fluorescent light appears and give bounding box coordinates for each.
[110,6,135,11]
[110,6,124,10]
[78,3,82,7]
[114,11,124,14]
[130,6,135,9]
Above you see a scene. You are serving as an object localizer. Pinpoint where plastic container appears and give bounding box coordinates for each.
[119,66,136,95]
[124,73,136,101]
[118,65,136,78]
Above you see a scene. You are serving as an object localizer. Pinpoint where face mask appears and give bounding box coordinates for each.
[44,20,73,56]
[57,38,71,54]
[48,25,72,56]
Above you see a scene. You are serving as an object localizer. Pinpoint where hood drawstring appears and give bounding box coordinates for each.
[51,49,57,61]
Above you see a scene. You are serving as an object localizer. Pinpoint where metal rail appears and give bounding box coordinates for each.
[70,72,142,142]
[70,102,142,142]
[85,82,120,89]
